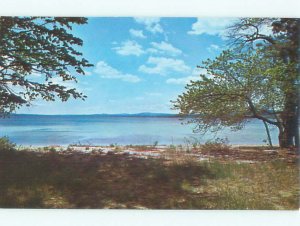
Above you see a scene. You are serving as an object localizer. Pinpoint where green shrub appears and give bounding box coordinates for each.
[201,138,231,152]
[0,136,16,152]
[169,144,176,151]
[49,147,57,153]
[66,146,74,152]
[114,146,121,152]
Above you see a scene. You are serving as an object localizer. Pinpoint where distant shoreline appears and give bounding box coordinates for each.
[10,113,180,117]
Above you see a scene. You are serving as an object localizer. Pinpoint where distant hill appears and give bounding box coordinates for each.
[128,112,177,117]
[12,113,179,117]
[89,112,178,117]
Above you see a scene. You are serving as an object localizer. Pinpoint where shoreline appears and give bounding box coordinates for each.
[17,144,279,148]
[14,143,297,164]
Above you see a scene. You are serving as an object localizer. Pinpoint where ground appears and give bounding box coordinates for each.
[0,144,299,209]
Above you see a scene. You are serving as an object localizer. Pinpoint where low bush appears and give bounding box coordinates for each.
[0,136,16,152]
[200,138,231,152]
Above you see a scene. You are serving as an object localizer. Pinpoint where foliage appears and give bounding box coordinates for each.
[183,136,201,151]
[227,18,299,62]
[200,138,231,153]
[0,17,93,117]
[0,136,16,151]
[173,49,289,134]
[49,147,57,153]
[173,18,299,148]
[227,18,299,147]
[153,141,159,148]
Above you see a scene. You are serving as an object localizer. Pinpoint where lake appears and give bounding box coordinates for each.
[0,114,279,146]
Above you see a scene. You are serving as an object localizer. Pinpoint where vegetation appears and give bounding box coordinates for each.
[201,138,231,153]
[0,17,298,210]
[0,145,298,209]
[229,18,299,148]
[173,18,299,148]
[0,17,92,117]
[0,136,16,151]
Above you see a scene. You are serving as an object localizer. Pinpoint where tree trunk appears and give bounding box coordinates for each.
[295,103,299,150]
[278,127,294,148]
[275,18,299,149]
[278,107,297,148]
[279,70,298,148]
[263,120,273,148]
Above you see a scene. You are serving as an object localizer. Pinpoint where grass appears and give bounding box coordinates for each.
[185,160,299,209]
[0,141,299,209]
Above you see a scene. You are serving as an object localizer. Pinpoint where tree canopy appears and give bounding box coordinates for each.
[173,49,287,137]
[0,17,92,117]
[173,18,299,148]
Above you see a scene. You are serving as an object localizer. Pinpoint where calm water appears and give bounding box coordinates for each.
[0,115,278,146]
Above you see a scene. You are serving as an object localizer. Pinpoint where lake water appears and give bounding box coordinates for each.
[0,115,279,146]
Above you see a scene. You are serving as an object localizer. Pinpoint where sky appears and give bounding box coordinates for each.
[19,17,237,114]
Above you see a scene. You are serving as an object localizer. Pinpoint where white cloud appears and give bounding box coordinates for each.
[149,41,182,56]
[188,18,236,38]
[134,17,163,34]
[129,29,146,39]
[207,44,221,53]
[112,40,145,56]
[139,57,190,76]
[94,61,141,83]
[147,48,160,54]
[166,68,207,85]
[166,76,199,85]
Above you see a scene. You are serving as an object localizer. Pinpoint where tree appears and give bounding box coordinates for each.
[172,48,293,147]
[0,17,93,117]
[227,18,299,147]
[173,18,299,148]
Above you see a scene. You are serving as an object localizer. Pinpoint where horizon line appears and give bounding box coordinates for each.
[11,112,180,116]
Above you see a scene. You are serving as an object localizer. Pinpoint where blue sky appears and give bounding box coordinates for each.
[19,17,236,114]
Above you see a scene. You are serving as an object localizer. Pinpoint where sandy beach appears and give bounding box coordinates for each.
[21,144,298,163]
